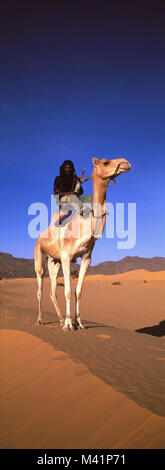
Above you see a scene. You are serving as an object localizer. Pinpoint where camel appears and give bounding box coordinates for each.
[34,157,131,330]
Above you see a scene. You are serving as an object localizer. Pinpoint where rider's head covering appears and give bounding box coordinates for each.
[60,160,75,177]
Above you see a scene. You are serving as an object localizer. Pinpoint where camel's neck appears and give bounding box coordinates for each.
[92,167,110,207]
[92,168,110,237]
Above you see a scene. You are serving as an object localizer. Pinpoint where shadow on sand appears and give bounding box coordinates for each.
[42,320,114,330]
[136,320,165,337]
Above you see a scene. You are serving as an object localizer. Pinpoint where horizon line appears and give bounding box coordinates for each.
[0,251,165,266]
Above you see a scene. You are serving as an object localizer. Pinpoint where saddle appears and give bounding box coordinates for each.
[54,194,94,226]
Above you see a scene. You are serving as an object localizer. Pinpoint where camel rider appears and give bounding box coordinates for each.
[53,160,84,225]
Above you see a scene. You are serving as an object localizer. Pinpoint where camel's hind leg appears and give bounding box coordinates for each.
[47,257,64,327]
[34,242,47,324]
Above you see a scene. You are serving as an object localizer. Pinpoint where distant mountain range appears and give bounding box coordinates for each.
[0,252,165,279]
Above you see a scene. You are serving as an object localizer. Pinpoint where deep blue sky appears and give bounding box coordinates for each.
[0,1,165,264]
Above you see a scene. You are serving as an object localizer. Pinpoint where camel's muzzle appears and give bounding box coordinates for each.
[118,161,131,173]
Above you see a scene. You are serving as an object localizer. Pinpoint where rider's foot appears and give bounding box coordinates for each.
[54,210,72,226]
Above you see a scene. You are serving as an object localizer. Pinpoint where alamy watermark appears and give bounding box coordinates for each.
[28,196,136,249]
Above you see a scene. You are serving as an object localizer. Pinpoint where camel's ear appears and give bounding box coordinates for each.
[92,157,99,166]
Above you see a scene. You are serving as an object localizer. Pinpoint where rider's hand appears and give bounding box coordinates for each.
[74,181,82,193]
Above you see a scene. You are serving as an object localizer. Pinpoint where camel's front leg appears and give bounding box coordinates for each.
[61,254,73,330]
[48,258,64,327]
[36,275,44,324]
[74,255,91,329]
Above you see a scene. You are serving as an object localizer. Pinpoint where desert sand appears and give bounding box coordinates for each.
[0,270,165,449]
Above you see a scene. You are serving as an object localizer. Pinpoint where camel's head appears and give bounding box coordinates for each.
[92,157,131,182]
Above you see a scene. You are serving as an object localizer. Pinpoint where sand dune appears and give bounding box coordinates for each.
[0,274,165,449]
[1,329,165,449]
[85,269,165,281]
